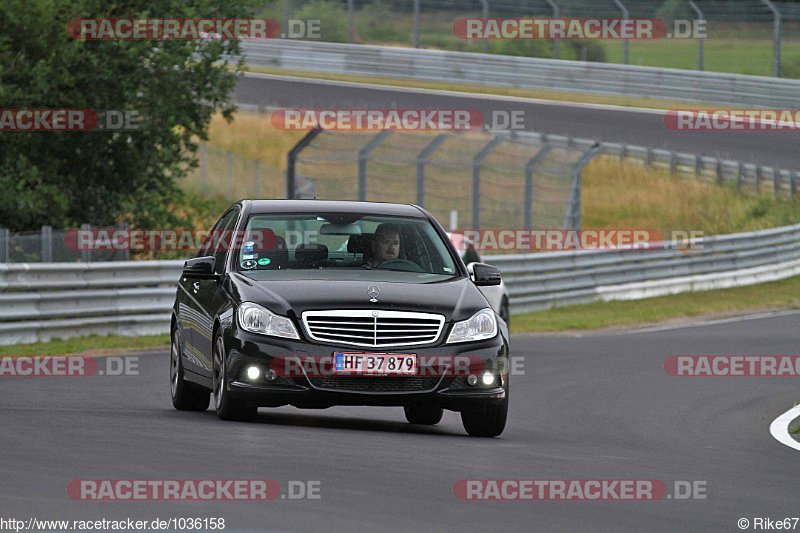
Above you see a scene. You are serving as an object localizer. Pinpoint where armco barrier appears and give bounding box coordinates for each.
[239,40,800,108]
[3,223,800,344]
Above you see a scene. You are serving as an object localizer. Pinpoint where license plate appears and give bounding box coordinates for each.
[333,352,417,375]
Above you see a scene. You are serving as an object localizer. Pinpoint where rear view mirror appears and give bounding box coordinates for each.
[182,256,218,280]
[471,263,502,286]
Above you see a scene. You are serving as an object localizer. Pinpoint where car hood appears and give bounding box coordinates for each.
[228,274,489,322]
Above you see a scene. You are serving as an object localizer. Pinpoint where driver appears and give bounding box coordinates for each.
[368,223,401,266]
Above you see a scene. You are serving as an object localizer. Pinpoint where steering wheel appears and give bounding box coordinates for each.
[375,259,424,272]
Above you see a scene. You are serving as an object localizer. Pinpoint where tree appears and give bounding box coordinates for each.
[0,0,266,231]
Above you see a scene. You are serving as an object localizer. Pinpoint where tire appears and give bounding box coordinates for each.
[171,326,210,411]
[460,397,508,437]
[404,404,444,425]
[499,297,510,327]
[213,334,257,422]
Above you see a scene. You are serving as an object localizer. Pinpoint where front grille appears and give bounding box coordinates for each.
[308,375,440,393]
[302,310,445,348]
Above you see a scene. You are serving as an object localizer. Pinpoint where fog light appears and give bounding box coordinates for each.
[481,372,495,386]
[467,374,478,386]
[265,369,278,382]
[247,366,260,380]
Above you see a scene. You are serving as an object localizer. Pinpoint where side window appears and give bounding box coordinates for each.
[197,212,230,258]
[213,208,239,275]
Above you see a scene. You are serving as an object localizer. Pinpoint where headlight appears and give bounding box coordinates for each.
[446,308,497,344]
[237,302,300,340]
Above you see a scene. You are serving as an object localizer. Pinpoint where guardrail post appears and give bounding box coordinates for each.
[286,128,322,199]
[81,223,91,263]
[756,166,763,194]
[544,0,560,59]
[524,145,555,230]
[687,1,704,70]
[472,136,503,230]
[412,0,420,48]
[613,0,630,64]
[347,0,355,43]
[695,155,702,177]
[716,159,723,184]
[564,143,601,229]
[774,169,781,196]
[737,163,745,191]
[416,133,448,207]
[644,147,652,167]
[255,160,261,198]
[762,0,781,77]
[792,171,798,197]
[359,130,392,202]
[41,226,52,263]
[669,151,677,174]
[0,228,9,263]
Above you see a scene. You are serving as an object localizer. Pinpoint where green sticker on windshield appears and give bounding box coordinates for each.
[258,258,271,266]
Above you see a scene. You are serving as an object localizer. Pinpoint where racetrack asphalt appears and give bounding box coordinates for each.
[2,312,798,532]
[233,74,800,171]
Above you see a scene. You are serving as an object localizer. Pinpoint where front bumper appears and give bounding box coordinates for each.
[222,328,509,411]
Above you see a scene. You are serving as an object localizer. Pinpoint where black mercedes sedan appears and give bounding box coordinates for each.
[170,200,510,437]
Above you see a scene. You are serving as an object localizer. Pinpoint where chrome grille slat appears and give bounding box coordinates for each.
[302,309,445,348]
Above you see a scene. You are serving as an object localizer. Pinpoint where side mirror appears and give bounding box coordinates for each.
[182,256,219,280]
[471,263,502,286]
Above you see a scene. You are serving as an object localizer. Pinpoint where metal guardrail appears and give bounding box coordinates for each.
[240,40,800,108]
[3,222,800,344]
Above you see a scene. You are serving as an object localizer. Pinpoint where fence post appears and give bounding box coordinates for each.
[282,0,289,40]
[687,1,704,70]
[472,136,503,230]
[479,0,489,53]
[415,133,448,207]
[737,163,745,191]
[255,160,261,198]
[544,0,560,59]
[524,145,554,230]
[81,223,91,263]
[347,0,355,43]
[201,143,207,194]
[286,128,322,199]
[792,171,798,197]
[564,143,601,230]
[762,0,781,77]
[716,159,723,184]
[358,131,392,202]
[412,0,420,48]
[41,226,52,263]
[119,222,130,261]
[227,151,233,200]
[0,228,8,263]
[613,0,629,64]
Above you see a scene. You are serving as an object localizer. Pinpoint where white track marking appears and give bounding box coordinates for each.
[770,404,800,452]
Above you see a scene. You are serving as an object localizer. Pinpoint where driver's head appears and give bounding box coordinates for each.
[372,224,400,264]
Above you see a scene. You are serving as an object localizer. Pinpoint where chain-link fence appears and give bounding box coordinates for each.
[0,225,129,263]
[287,129,596,231]
[254,0,800,77]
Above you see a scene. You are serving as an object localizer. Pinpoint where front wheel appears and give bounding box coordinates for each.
[170,326,210,411]
[404,404,443,425]
[461,397,508,437]
[213,335,257,422]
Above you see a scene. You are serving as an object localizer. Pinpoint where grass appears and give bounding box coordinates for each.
[0,334,170,357]
[510,274,800,333]
[791,425,800,435]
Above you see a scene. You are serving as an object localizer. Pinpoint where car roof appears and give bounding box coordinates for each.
[241,199,428,217]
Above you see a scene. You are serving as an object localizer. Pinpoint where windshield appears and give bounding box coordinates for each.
[235,212,459,278]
